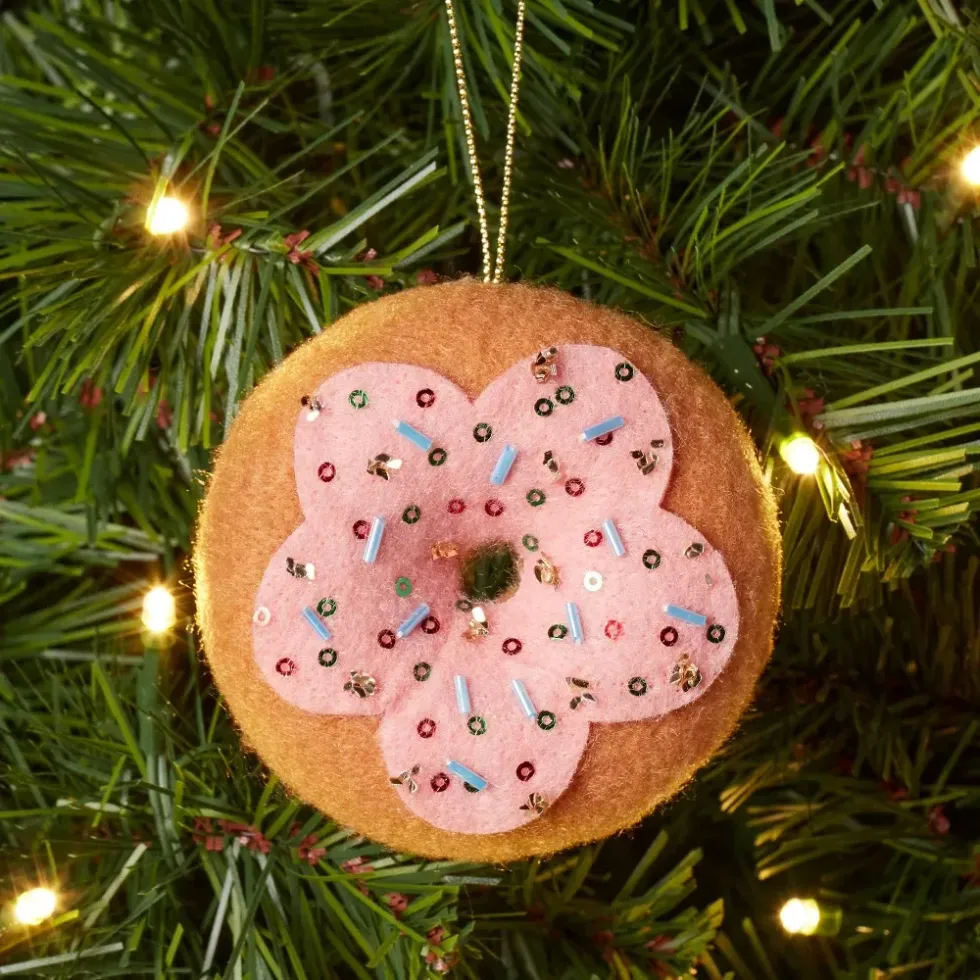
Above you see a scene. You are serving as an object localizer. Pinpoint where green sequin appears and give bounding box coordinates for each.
[522,534,539,552]
[548,624,568,640]
[349,389,369,408]
[402,504,421,525]
[615,362,634,382]
[526,489,546,507]
[317,597,337,617]
[473,422,493,443]
[413,662,431,682]
[537,710,556,731]
[395,577,413,597]
[318,648,338,667]
[628,676,648,696]
[534,397,554,417]
[428,447,447,466]
[555,385,575,405]
[467,715,487,736]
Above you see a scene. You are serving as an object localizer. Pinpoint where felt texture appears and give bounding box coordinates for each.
[251,347,739,834]
[196,280,781,861]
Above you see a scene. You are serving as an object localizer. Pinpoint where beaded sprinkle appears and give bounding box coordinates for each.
[397,603,431,639]
[363,517,385,564]
[446,759,487,791]
[566,601,584,644]
[602,518,626,557]
[581,415,625,442]
[454,675,471,714]
[511,678,537,720]
[393,419,432,452]
[489,444,518,486]
[302,606,332,642]
[664,603,707,627]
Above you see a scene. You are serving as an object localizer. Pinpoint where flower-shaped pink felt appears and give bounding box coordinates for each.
[252,345,738,835]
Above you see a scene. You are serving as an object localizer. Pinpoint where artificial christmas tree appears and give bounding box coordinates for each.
[1,1,978,977]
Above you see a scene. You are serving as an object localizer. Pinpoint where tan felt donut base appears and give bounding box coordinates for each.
[195,280,781,861]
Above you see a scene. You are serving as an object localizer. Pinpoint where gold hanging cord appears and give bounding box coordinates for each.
[444,0,527,283]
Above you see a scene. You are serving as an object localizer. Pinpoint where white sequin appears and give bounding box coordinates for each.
[583,571,603,592]
[253,606,271,626]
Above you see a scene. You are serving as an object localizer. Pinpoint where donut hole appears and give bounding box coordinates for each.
[460,540,520,603]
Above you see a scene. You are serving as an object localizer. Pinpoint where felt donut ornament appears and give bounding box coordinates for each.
[196,280,781,861]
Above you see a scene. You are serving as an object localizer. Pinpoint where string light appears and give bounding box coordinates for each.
[961,146,980,187]
[13,887,57,926]
[779,433,821,475]
[142,585,176,633]
[145,196,189,235]
[778,897,842,936]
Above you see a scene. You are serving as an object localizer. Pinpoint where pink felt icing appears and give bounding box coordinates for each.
[251,345,739,835]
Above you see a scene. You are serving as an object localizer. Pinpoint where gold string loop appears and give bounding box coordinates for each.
[444,0,527,284]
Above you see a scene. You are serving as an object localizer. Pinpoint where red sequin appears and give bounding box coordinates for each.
[353,520,370,539]
[584,529,603,547]
[604,620,624,640]
[660,626,678,646]
[378,629,396,649]
[416,388,436,408]
[565,478,585,497]
[485,499,505,517]
[275,657,297,676]
[317,462,336,482]
[502,638,523,655]
[448,498,466,515]
[431,772,450,792]
[417,718,437,738]
[595,432,614,446]
[516,761,535,782]
[421,616,441,634]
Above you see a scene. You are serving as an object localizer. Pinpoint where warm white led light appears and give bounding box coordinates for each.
[13,887,57,926]
[145,196,189,235]
[779,898,821,936]
[142,585,176,633]
[779,433,821,475]
[961,146,980,187]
